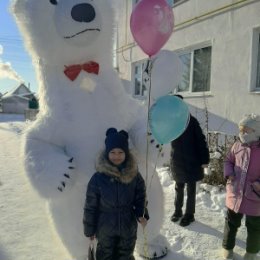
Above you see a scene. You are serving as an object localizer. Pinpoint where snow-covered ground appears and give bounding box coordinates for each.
[0,114,251,260]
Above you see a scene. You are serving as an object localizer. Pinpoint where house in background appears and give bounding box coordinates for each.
[116,0,260,136]
[1,83,37,114]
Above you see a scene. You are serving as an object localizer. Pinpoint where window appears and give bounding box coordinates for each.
[173,0,184,4]
[133,0,174,8]
[256,34,260,90]
[167,0,173,7]
[177,46,212,93]
[132,60,149,98]
[250,28,260,91]
[172,0,187,6]
[132,0,139,8]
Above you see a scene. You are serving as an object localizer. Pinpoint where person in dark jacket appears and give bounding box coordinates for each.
[83,127,149,260]
[28,97,39,109]
[170,95,209,227]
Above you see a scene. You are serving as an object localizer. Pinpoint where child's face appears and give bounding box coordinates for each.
[108,148,126,166]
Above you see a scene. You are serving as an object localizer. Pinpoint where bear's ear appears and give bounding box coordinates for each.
[119,130,129,140]
[50,0,58,5]
[106,128,117,137]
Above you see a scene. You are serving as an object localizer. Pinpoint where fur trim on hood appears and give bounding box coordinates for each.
[96,151,138,184]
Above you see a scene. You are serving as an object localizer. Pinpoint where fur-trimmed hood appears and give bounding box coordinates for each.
[96,151,138,184]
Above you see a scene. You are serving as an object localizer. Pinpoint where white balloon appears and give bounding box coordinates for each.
[150,50,183,102]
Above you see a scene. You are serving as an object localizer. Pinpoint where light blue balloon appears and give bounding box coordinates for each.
[149,95,190,144]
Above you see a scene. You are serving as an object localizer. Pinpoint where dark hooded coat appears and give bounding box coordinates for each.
[83,152,148,259]
[170,115,210,183]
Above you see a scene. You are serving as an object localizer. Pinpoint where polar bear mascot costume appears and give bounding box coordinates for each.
[12,0,169,259]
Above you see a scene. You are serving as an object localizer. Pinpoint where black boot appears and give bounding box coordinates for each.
[170,210,183,222]
[179,214,195,227]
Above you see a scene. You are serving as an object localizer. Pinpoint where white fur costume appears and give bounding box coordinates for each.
[12,0,167,259]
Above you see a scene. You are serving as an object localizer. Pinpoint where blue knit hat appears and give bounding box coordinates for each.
[105,128,129,154]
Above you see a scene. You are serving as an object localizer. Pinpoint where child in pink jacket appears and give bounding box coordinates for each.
[222,114,260,260]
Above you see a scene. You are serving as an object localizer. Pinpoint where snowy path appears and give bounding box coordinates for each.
[157,169,247,260]
[0,120,70,260]
[0,118,250,260]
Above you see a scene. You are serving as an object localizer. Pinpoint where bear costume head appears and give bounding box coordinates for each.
[12,0,115,66]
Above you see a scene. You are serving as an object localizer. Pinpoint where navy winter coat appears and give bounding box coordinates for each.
[170,115,210,183]
[83,152,148,240]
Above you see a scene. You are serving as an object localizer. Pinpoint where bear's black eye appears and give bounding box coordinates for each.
[50,0,58,5]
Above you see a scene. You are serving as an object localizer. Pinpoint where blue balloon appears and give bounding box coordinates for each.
[149,95,190,144]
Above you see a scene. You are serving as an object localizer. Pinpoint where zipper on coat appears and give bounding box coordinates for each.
[117,180,121,235]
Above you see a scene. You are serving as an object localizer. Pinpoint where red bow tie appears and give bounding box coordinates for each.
[64,61,99,81]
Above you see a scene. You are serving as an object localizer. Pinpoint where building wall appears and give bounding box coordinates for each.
[2,98,28,114]
[116,0,260,135]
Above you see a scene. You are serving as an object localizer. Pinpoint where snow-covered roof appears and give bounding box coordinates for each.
[2,94,30,102]
[2,83,33,99]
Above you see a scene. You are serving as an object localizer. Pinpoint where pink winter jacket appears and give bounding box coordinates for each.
[224,140,260,216]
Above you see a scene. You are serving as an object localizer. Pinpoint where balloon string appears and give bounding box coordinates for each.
[142,58,152,259]
[143,226,149,258]
[145,57,153,186]
[143,58,155,260]
[148,146,163,194]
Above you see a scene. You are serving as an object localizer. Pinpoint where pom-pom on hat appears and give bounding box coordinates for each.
[239,114,260,137]
[105,128,129,154]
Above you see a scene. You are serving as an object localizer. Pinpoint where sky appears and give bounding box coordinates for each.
[0,114,252,260]
[0,0,37,95]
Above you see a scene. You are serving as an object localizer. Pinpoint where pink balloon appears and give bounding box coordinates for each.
[130,0,174,57]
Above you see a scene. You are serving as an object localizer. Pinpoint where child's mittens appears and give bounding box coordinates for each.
[226,175,235,183]
[57,157,75,192]
[138,217,148,228]
[225,172,236,181]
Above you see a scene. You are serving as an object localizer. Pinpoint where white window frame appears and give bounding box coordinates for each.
[250,27,260,92]
[176,42,212,96]
[113,25,118,70]
[131,59,149,99]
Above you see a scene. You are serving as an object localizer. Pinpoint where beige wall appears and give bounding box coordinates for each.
[116,0,260,135]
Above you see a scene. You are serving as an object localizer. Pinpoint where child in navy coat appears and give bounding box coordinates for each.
[83,128,149,260]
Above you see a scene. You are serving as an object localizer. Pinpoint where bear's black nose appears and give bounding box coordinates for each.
[71,3,96,23]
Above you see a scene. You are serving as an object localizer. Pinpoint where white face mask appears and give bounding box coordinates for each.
[239,132,259,144]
